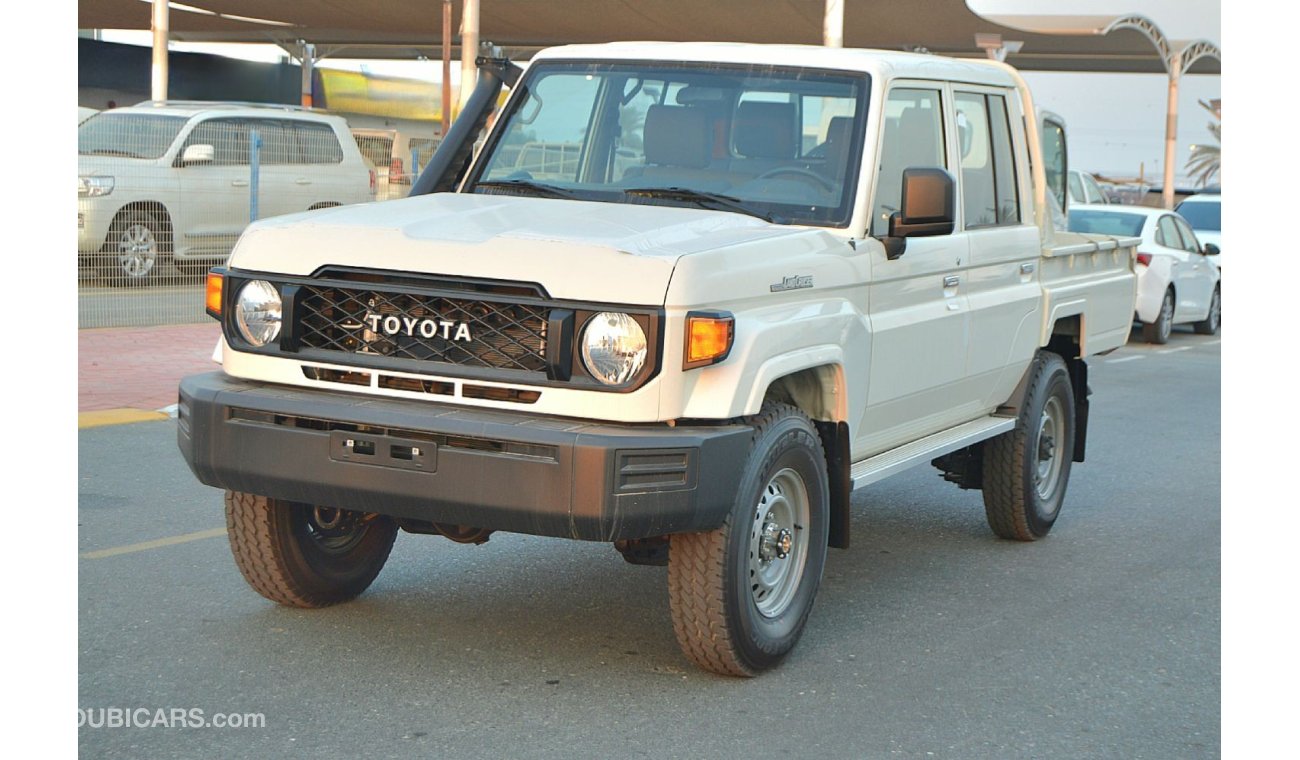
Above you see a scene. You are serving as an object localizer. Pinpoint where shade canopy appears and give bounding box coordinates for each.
[79,0,1219,74]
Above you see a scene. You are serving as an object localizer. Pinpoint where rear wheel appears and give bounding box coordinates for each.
[1193,286,1220,335]
[224,491,398,608]
[667,403,829,676]
[1141,288,1174,344]
[982,351,1075,541]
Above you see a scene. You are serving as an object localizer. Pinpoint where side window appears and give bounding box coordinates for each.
[1156,216,1182,249]
[250,120,295,165]
[183,118,249,165]
[1173,218,1200,252]
[1083,173,1105,204]
[1040,118,1068,214]
[292,122,344,164]
[955,92,1019,228]
[1068,172,1084,203]
[353,134,395,169]
[873,88,945,238]
[955,92,996,227]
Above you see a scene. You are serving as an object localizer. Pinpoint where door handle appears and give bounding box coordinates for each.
[294,178,312,185]
[1020,262,1036,274]
[943,275,960,288]
[231,179,249,187]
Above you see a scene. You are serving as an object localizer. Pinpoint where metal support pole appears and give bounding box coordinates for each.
[823,0,844,48]
[442,0,453,136]
[249,130,262,222]
[150,0,169,101]
[1162,64,1181,209]
[459,0,480,111]
[300,41,316,108]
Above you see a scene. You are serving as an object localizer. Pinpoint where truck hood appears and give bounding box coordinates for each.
[230,192,804,303]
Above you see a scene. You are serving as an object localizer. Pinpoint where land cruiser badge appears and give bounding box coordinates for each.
[770,275,814,293]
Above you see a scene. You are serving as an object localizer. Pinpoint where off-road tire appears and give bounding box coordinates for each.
[667,403,830,676]
[225,491,398,608]
[982,351,1075,541]
[1193,285,1220,335]
[1141,288,1175,344]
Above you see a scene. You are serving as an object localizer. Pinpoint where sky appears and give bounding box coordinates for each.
[98,0,1222,185]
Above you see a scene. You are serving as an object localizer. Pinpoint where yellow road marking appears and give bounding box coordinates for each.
[80,527,226,560]
[79,409,170,429]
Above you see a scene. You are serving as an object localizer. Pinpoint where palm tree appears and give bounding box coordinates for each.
[1185,99,1220,188]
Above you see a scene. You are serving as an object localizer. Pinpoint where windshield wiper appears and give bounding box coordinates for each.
[474,179,582,200]
[621,186,786,224]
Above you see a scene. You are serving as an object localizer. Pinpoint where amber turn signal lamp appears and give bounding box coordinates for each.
[205,271,224,319]
[684,312,734,370]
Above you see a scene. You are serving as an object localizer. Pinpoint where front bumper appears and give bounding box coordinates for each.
[177,372,752,541]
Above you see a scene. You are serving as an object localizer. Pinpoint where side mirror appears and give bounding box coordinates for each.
[180,144,214,165]
[1202,243,1220,257]
[883,168,955,259]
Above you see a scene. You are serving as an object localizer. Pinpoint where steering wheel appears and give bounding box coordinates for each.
[755,166,836,192]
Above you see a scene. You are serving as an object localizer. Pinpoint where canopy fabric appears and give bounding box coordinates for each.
[79,0,1219,74]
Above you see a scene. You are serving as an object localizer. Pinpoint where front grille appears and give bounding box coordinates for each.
[296,285,548,372]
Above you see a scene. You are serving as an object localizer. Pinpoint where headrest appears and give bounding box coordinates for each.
[734,101,796,159]
[644,105,711,168]
[823,116,854,180]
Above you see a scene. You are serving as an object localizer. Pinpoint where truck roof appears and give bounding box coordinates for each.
[532,41,1019,88]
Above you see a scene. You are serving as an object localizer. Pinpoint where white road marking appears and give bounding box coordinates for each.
[80,527,226,560]
[1107,355,1144,364]
[1157,346,1193,354]
[1203,339,1221,345]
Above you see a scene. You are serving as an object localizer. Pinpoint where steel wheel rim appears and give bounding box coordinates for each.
[748,467,811,618]
[1035,396,1066,503]
[116,224,157,278]
[1160,293,1174,341]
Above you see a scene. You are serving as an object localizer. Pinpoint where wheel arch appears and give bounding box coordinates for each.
[106,201,175,253]
[756,361,851,551]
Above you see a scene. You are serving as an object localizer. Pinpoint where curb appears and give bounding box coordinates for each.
[78,408,173,429]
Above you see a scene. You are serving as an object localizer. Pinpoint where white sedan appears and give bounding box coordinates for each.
[1069,204,1221,343]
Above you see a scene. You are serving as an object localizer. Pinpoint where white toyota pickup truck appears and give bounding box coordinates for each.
[179,43,1137,677]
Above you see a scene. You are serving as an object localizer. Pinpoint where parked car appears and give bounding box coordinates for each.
[78,101,377,284]
[350,127,441,201]
[1067,169,1110,205]
[1069,204,1220,343]
[1175,192,1221,271]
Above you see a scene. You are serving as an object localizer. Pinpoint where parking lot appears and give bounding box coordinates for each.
[78,330,1221,759]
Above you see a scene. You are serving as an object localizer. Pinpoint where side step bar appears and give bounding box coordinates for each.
[850,416,1015,490]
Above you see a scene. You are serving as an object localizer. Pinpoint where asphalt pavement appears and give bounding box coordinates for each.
[78,329,1221,759]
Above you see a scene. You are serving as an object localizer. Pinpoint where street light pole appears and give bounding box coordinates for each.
[442,0,452,136]
[459,0,480,111]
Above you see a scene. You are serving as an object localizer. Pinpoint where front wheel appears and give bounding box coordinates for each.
[225,491,398,608]
[982,351,1075,541]
[667,403,830,676]
[101,209,169,285]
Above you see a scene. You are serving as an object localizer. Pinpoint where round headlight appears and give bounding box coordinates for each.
[580,312,648,386]
[234,280,282,347]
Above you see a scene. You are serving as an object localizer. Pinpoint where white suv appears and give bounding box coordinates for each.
[78,101,376,284]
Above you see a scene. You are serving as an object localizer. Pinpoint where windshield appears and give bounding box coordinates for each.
[470,61,869,226]
[1174,199,1221,231]
[1067,209,1147,237]
[78,113,188,159]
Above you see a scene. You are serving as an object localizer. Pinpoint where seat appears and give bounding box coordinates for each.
[732,101,797,177]
[623,105,737,191]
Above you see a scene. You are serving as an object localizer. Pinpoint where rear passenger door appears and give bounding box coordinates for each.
[860,84,974,455]
[952,88,1041,409]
